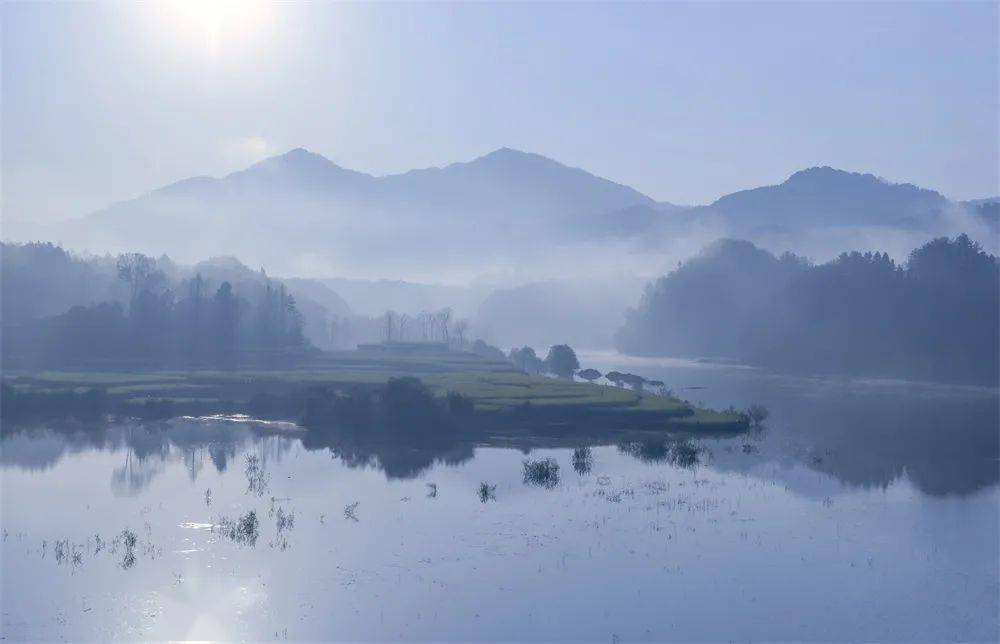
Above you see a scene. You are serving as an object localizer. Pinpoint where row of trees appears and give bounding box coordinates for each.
[574,368,668,395]
[616,235,999,385]
[379,309,469,346]
[504,343,675,397]
[327,308,472,350]
[3,253,307,369]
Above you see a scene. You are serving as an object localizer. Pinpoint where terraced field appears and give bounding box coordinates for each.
[2,348,746,431]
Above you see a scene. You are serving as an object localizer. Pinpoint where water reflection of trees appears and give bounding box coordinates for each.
[1,418,295,494]
[300,425,475,480]
[3,383,997,496]
[705,386,999,497]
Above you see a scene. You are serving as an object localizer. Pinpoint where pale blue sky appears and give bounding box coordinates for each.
[3,1,997,224]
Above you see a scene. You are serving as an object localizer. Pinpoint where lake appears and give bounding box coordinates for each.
[2,354,997,641]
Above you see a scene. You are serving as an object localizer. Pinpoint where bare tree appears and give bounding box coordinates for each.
[116,253,158,302]
[452,319,469,348]
[436,308,452,344]
[397,313,410,342]
[417,311,432,341]
[383,310,396,343]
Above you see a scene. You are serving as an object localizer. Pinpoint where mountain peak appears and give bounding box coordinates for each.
[226,147,373,188]
[781,166,944,201]
[704,164,948,229]
[784,166,873,186]
[268,147,338,168]
[485,146,529,157]
[282,146,315,158]
[473,147,555,166]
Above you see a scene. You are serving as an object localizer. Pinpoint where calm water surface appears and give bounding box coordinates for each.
[2,355,997,641]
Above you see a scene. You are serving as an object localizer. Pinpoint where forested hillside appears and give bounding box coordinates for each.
[2,244,310,369]
[617,235,999,385]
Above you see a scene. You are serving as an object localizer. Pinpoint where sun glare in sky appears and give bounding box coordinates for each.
[148,0,275,58]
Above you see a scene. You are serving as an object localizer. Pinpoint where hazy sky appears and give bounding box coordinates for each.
[3,1,998,225]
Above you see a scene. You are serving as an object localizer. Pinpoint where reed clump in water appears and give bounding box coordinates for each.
[522,457,560,488]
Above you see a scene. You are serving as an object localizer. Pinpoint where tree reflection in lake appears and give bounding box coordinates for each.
[583,354,1000,497]
[1,417,296,494]
[2,367,997,497]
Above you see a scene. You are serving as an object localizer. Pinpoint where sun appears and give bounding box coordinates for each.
[149,0,275,59]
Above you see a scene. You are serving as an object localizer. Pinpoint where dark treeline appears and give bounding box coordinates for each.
[617,235,999,385]
[2,244,307,369]
[301,377,474,441]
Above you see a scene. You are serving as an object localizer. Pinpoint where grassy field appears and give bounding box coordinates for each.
[2,348,746,431]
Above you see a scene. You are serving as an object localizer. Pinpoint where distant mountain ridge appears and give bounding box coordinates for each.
[38,147,996,278]
[144,146,656,216]
[702,166,948,229]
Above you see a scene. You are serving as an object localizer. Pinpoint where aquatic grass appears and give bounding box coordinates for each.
[244,454,270,497]
[215,510,260,546]
[478,482,497,503]
[522,457,560,488]
[572,447,593,475]
[643,480,668,494]
[275,507,295,535]
[119,528,138,568]
[54,539,69,564]
[669,440,701,468]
